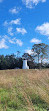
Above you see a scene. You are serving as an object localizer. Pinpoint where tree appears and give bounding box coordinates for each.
[22,53,34,61]
[32,43,49,67]
[16,51,20,58]
[0,55,5,69]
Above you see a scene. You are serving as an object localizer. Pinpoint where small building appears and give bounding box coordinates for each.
[22,58,29,69]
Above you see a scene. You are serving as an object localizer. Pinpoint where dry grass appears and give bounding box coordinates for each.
[0,69,49,111]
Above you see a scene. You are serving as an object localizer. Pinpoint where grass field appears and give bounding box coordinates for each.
[0,69,49,111]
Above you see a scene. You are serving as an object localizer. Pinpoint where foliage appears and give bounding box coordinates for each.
[0,54,23,70]
[32,43,49,65]
[0,43,49,69]
[22,53,34,61]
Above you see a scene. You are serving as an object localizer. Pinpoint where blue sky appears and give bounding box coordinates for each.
[0,0,49,58]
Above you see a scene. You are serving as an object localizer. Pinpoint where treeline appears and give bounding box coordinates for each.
[0,54,22,70]
[0,43,49,69]
[0,54,49,70]
[0,54,35,69]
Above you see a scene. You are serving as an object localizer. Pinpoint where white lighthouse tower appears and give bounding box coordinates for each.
[22,59,29,69]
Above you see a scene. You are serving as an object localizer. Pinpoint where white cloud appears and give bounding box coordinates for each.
[36,22,49,36]
[3,19,21,26]
[9,38,23,46]
[25,49,33,55]
[48,37,49,39]
[8,27,14,36]
[42,59,49,63]
[9,39,15,44]
[16,39,23,46]
[22,0,46,8]
[0,0,3,3]
[25,48,37,56]
[0,35,1,38]
[9,7,21,14]
[4,35,9,39]
[3,21,8,26]
[8,38,16,44]
[10,19,21,25]
[16,28,27,35]
[0,35,23,48]
[0,38,8,49]
[30,38,42,44]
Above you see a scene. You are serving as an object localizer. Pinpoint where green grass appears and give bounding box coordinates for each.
[0,69,49,111]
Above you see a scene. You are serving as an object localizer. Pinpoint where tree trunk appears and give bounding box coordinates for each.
[38,54,39,64]
[38,54,40,69]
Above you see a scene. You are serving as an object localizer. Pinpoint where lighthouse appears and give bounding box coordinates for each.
[22,59,29,69]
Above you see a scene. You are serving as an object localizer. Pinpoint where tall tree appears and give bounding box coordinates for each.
[16,51,20,58]
[32,43,49,66]
[22,53,34,61]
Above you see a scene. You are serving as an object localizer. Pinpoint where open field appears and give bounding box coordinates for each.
[0,69,49,111]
